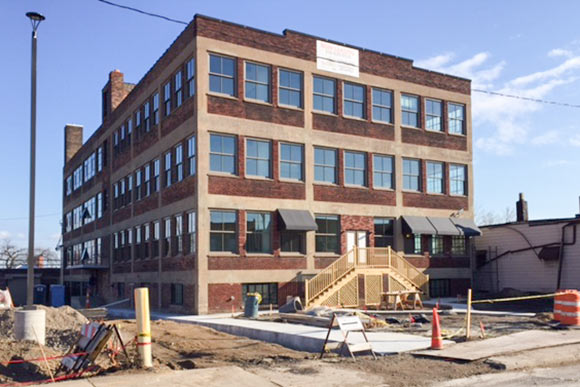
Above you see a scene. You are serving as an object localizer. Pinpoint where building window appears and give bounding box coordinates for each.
[164,217,172,256]
[153,159,160,192]
[372,88,392,123]
[426,161,444,194]
[144,100,151,131]
[135,225,141,260]
[246,139,271,178]
[144,164,151,196]
[174,71,183,108]
[373,154,393,189]
[171,283,184,305]
[186,58,195,97]
[278,69,302,108]
[245,62,270,103]
[210,210,237,253]
[135,169,142,201]
[126,175,133,204]
[135,109,141,131]
[404,234,422,255]
[144,223,151,258]
[127,118,133,143]
[242,283,278,306]
[153,221,160,257]
[452,236,467,255]
[163,82,171,116]
[426,99,442,131]
[97,146,104,172]
[314,147,337,184]
[431,235,444,255]
[175,214,183,254]
[187,211,196,254]
[401,94,419,127]
[403,158,421,191]
[430,279,451,298]
[175,144,183,182]
[164,152,172,187]
[450,164,467,196]
[209,54,235,96]
[82,155,93,181]
[65,176,72,196]
[343,82,365,119]
[315,215,339,253]
[280,143,303,181]
[374,218,394,247]
[96,192,103,218]
[344,151,366,187]
[73,165,83,190]
[246,212,272,253]
[313,76,336,114]
[187,136,196,176]
[448,103,465,135]
[210,134,236,174]
[280,232,305,254]
[153,93,160,125]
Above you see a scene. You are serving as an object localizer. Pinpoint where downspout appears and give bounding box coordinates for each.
[557,221,579,289]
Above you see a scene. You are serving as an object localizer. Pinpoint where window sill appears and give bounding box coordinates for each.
[208,172,239,178]
[277,104,304,112]
[425,129,446,135]
[313,181,339,187]
[370,119,394,126]
[372,186,395,192]
[449,194,468,198]
[344,184,369,190]
[208,252,239,257]
[425,192,446,196]
[401,125,422,130]
[402,189,422,194]
[243,98,273,107]
[245,253,275,258]
[207,92,238,101]
[244,175,274,182]
[279,252,306,258]
[312,110,338,117]
[448,132,467,138]
[315,253,340,258]
[342,114,367,122]
[278,178,305,185]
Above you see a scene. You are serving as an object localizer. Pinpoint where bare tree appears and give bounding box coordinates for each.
[0,239,26,269]
[476,206,517,226]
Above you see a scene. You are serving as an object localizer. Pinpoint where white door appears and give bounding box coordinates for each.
[347,231,356,263]
[346,231,367,264]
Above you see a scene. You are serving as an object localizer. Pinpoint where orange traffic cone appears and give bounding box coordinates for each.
[431,308,443,350]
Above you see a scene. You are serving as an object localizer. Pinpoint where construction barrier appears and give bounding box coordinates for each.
[554,289,580,326]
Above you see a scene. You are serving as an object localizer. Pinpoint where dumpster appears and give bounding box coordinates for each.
[34,284,47,305]
[50,284,65,307]
[244,292,262,318]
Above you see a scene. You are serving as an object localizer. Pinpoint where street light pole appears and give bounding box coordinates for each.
[26,12,45,306]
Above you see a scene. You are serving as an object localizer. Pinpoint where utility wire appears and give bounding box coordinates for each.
[95,0,188,25]
[472,89,580,109]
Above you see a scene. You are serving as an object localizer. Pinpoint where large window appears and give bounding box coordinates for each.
[73,166,83,190]
[153,159,160,192]
[430,279,451,298]
[209,54,235,96]
[164,152,172,187]
[210,134,236,174]
[242,283,278,306]
[343,82,365,118]
[153,93,160,125]
[315,215,339,253]
[210,210,237,252]
[280,232,305,254]
[403,158,421,191]
[426,161,444,194]
[426,99,442,131]
[175,214,183,254]
[164,217,172,256]
[314,147,337,184]
[144,100,151,132]
[452,236,467,255]
[245,62,270,102]
[373,154,393,189]
[175,71,183,108]
[374,218,394,248]
[448,103,465,135]
[280,143,303,181]
[175,144,183,182]
[372,88,392,123]
[144,164,151,196]
[450,164,467,196]
[431,235,444,255]
[84,153,96,182]
[187,211,196,254]
[344,151,366,187]
[135,169,142,201]
[404,234,422,255]
[246,139,271,178]
[313,76,336,113]
[401,94,419,127]
[164,82,171,116]
[171,283,184,305]
[187,136,196,176]
[186,58,195,97]
[246,212,272,253]
[278,69,302,108]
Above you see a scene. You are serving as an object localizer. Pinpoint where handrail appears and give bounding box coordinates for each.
[306,249,356,304]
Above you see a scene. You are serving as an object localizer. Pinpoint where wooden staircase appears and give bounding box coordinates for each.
[305,247,429,308]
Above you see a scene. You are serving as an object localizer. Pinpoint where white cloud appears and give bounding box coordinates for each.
[0,231,11,239]
[531,130,560,145]
[548,48,573,58]
[543,159,571,167]
[414,53,454,69]
[571,134,580,146]
[509,57,580,87]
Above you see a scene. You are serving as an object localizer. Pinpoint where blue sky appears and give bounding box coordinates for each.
[2,1,580,248]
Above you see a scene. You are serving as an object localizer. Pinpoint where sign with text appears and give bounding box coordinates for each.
[316,40,359,78]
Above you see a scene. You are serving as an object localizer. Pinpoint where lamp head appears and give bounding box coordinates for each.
[26,12,45,31]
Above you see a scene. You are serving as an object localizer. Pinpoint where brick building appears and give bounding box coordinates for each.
[61,15,479,314]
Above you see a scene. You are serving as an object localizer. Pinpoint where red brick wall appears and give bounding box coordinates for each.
[405,256,470,269]
[340,215,374,254]
[278,281,305,305]
[161,176,196,206]
[312,113,395,141]
[208,176,305,199]
[208,283,242,313]
[161,97,196,137]
[208,257,306,270]
[402,192,468,210]
[402,128,467,151]
[313,185,395,205]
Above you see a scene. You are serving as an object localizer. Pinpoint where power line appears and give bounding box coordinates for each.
[472,89,580,109]
[95,0,188,25]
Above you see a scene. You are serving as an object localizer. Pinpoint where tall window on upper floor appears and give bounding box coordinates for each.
[426,161,444,194]
[452,236,467,255]
[186,58,195,97]
[84,154,95,182]
[401,94,419,127]
[280,143,303,181]
[246,212,272,253]
[314,147,337,184]
[210,210,237,253]
[187,211,196,254]
[144,100,151,132]
[127,118,133,143]
[73,165,83,190]
[426,99,442,132]
[245,62,270,103]
[343,82,365,119]
[97,146,104,172]
[174,71,183,108]
[210,134,236,174]
[246,139,271,178]
[175,144,183,182]
[278,69,302,108]
[344,151,366,187]
[403,158,421,191]
[163,82,171,116]
[144,164,151,196]
[374,218,394,248]
[448,103,465,135]
[135,169,142,201]
[373,154,393,189]
[313,76,336,114]
[187,136,196,176]
[450,164,467,196]
[372,88,392,123]
[135,109,141,132]
[431,235,444,255]
[175,214,183,254]
[153,159,160,192]
[315,215,339,253]
[65,176,72,196]
[164,217,172,256]
[209,54,235,96]
[153,93,160,125]
[164,152,172,187]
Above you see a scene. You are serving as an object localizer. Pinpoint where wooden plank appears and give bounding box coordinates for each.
[349,343,373,352]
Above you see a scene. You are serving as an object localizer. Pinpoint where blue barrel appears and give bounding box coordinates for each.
[34,284,47,305]
[244,293,260,318]
[50,285,65,307]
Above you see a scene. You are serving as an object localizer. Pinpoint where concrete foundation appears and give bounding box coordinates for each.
[14,308,46,345]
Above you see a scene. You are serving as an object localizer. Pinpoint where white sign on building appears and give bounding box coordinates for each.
[316,40,359,78]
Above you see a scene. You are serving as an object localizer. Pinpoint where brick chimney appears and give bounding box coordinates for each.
[516,192,528,222]
[64,124,83,164]
[36,255,44,268]
[102,70,133,121]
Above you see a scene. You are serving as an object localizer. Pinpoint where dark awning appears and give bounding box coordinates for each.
[451,218,482,237]
[278,209,318,231]
[402,216,436,235]
[428,217,462,236]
